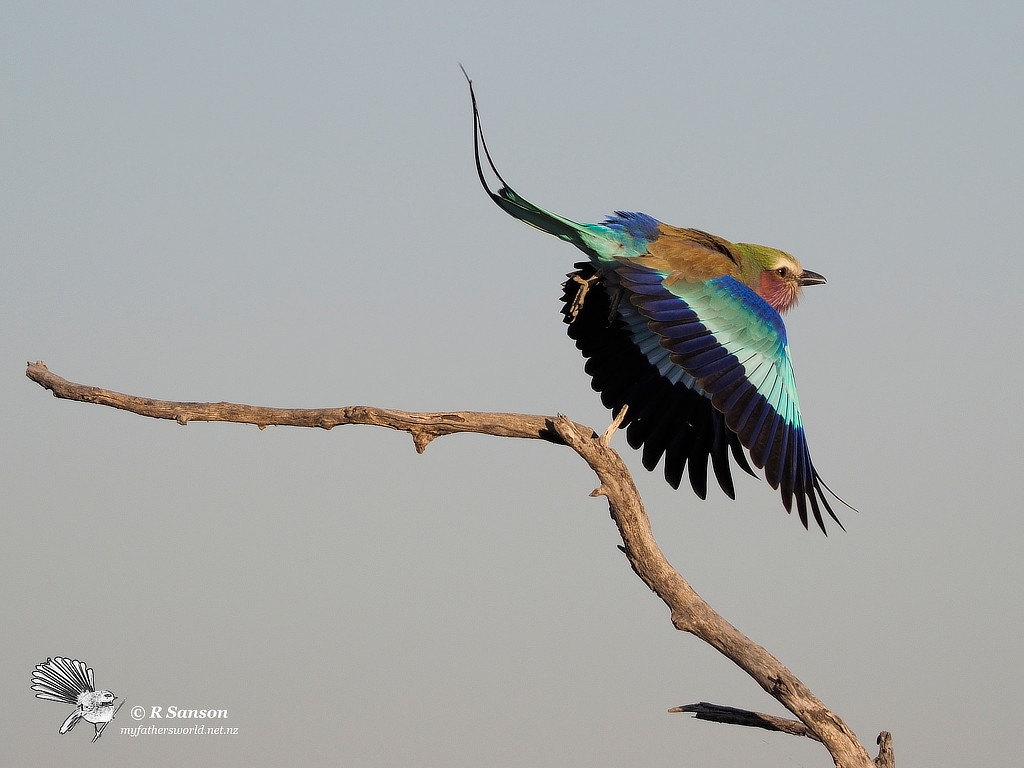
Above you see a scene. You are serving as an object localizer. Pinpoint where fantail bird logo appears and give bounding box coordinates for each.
[31,657,122,742]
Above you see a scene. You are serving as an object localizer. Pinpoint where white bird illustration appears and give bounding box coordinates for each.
[31,657,122,742]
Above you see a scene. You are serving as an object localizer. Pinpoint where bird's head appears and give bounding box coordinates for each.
[77,692,117,720]
[740,244,827,314]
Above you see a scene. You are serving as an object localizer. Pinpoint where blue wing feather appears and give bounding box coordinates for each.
[561,261,754,500]
[616,263,841,531]
[602,211,663,241]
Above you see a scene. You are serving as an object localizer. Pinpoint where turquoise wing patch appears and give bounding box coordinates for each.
[616,265,841,532]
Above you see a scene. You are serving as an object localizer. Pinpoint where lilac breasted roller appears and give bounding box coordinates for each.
[466,75,847,533]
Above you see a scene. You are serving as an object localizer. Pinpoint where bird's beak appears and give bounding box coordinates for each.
[798,269,827,286]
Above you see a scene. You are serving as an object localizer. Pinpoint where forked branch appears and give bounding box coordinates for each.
[25,361,891,768]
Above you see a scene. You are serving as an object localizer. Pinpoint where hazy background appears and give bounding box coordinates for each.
[3,1,1021,765]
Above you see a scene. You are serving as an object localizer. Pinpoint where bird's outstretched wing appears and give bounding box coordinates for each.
[31,657,95,704]
[563,261,755,501]
[614,262,843,532]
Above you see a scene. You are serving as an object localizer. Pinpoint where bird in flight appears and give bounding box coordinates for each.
[464,72,847,532]
[31,657,122,742]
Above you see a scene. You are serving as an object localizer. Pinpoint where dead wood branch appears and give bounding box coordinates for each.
[670,701,818,739]
[25,360,891,767]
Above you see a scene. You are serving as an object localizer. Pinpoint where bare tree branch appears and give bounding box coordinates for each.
[25,361,566,451]
[669,701,819,739]
[25,360,892,767]
[873,731,895,768]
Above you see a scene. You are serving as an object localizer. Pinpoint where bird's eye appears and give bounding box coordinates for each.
[776,267,788,277]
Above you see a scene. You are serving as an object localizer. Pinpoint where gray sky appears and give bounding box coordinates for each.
[3,1,1022,766]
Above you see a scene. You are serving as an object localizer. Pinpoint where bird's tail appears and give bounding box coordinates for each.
[32,657,94,704]
[463,68,603,259]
